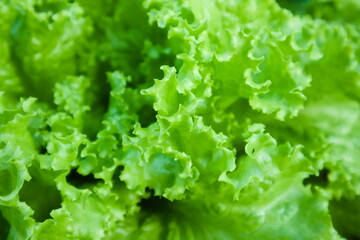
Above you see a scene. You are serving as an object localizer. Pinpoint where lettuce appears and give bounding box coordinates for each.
[1,0,360,239]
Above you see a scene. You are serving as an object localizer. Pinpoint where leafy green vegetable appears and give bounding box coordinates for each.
[1,0,360,239]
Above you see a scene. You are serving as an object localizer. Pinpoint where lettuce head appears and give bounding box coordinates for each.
[1,0,360,239]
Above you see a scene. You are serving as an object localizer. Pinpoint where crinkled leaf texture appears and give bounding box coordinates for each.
[1,0,360,239]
